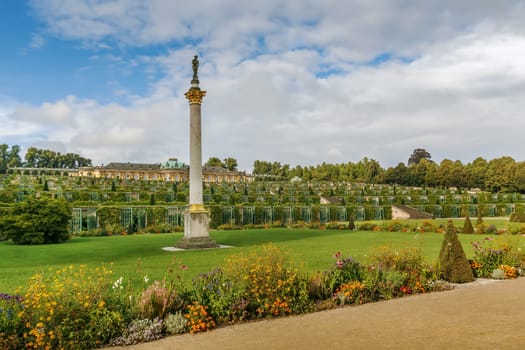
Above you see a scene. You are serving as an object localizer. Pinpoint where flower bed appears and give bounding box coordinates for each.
[1,241,524,349]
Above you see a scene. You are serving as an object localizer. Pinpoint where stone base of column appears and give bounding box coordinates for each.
[175,209,219,249]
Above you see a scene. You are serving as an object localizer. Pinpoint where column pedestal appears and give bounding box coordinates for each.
[176,209,218,249]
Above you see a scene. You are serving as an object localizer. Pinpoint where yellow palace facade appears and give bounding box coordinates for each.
[71,158,252,183]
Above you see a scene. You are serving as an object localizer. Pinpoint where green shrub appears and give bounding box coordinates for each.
[0,198,71,244]
[420,220,436,233]
[439,220,474,283]
[509,212,525,222]
[358,222,379,231]
[462,216,474,234]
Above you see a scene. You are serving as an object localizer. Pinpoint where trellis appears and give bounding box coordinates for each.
[319,206,329,224]
[242,206,255,225]
[354,206,365,221]
[282,206,293,225]
[121,207,133,227]
[71,207,97,233]
[222,206,234,225]
[263,206,274,224]
[450,205,460,218]
[374,206,385,220]
[335,206,347,221]
[433,205,442,218]
[301,206,312,223]
[487,204,497,217]
[166,206,183,226]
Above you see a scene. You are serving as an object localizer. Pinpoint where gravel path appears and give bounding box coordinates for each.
[113,278,525,350]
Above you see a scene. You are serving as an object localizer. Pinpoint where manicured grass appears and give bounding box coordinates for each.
[1,228,524,294]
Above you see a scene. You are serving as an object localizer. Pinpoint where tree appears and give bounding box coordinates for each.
[252,160,272,175]
[23,147,92,169]
[0,144,8,173]
[384,163,410,185]
[7,145,22,169]
[205,157,224,168]
[462,216,474,234]
[24,146,39,167]
[485,156,517,192]
[408,148,431,166]
[0,144,22,173]
[439,220,474,283]
[223,157,238,171]
[0,198,71,244]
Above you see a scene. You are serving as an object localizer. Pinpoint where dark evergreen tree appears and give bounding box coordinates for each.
[408,148,431,165]
[348,215,355,230]
[439,220,474,283]
[462,215,474,234]
[476,212,483,226]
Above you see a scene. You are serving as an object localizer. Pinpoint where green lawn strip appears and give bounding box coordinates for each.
[1,229,523,294]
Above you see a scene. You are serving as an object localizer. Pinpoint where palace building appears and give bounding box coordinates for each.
[71,158,253,183]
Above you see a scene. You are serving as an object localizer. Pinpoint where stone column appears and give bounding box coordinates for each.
[176,56,218,249]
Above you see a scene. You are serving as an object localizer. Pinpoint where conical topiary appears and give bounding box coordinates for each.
[439,220,474,283]
[462,215,474,234]
[476,212,483,225]
[348,215,355,230]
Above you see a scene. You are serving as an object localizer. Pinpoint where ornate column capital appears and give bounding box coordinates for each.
[185,88,207,104]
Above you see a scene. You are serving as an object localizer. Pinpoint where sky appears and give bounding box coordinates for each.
[1,0,525,171]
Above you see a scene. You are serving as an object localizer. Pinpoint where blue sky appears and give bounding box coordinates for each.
[1,1,525,170]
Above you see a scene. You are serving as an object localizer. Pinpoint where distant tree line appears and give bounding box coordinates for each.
[252,149,525,193]
[0,144,92,173]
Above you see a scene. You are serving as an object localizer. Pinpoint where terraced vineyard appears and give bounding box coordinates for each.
[1,173,524,234]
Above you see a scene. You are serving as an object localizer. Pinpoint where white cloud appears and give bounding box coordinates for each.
[7,1,524,170]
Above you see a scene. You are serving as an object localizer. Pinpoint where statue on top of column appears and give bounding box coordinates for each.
[192,55,199,81]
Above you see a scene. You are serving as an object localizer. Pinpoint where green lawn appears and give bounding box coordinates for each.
[1,228,523,294]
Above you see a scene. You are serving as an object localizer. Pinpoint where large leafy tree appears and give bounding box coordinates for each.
[0,143,8,173]
[485,156,517,192]
[0,198,72,244]
[223,157,238,171]
[408,148,431,166]
[23,146,92,168]
[0,144,22,173]
[205,157,224,168]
